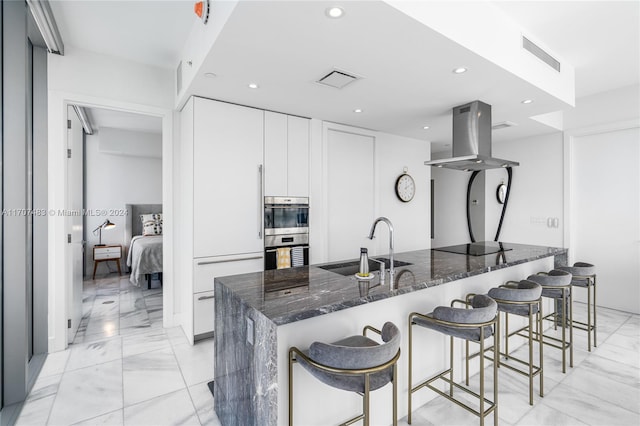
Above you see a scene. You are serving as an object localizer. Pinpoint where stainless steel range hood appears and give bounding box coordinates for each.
[425,100,519,171]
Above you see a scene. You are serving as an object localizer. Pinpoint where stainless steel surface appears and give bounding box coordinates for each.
[370,258,386,284]
[264,196,309,205]
[266,245,309,253]
[318,258,412,277]
[424,101,520,171]
[368,217,395,285]
[264,227,309,236]
[264,233,309,248]
[196,255,263,265]
[359,247,370,276]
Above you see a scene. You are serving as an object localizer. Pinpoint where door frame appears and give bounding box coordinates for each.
[48,91,174,352]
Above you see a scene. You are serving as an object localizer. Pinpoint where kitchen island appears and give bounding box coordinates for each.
[214,243,567,426]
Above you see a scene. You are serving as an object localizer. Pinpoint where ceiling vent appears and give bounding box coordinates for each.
[492,121,518,130]
[522,36,561,72]
[316,69,360,89]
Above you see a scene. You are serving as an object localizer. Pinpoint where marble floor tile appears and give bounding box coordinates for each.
[72,409,124,425]
[66,336,123,371]
[122,347,185,406]
[172,339,215,387]
[187,382,220,426]
[579,353,640,389]
[84,316,120,338]
[123,389,200,426]
[543,383,640,426]
[14,394,55,426]
[515,401,589,426]
[166,326,189,347]
[48,359,123,425]
[593,341,640,368]
[38,350,70,378]
[562,364,640,414]
[122,328,171,358]
[604,331,640,352]
[25,374,61,402]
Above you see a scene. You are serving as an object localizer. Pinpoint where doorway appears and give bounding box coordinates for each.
[66,105,165,344]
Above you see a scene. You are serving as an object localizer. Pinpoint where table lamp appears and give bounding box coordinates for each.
[93,219,116,246]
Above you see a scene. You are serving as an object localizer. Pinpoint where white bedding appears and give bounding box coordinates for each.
[127,235,163,285]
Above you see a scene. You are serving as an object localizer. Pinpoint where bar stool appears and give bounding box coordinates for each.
[526,269,573,373]
[408,294,498,426]
[558,262,597,351]
[485,280,543,405]
[289,322,401,426]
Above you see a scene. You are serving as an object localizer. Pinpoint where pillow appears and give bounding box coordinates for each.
[142,219,163,236]
[140,213,162,223]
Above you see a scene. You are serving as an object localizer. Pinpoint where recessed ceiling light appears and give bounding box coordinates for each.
[521,99,533,104]
[423,126,430,130]
[204,72,216,78]
[248,83,259,89]
[452,67,467,74]
[436,165,443,168]
[353,108,363,113]
[326,7,344,18]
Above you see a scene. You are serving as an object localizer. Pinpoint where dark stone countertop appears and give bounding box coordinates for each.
[214,242,567,326]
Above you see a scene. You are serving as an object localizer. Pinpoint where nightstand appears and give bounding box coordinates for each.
[93,245,122,279]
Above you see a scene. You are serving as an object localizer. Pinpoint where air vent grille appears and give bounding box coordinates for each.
[522,36,560,72]
[316,69,360,89]
[492,121,518,130]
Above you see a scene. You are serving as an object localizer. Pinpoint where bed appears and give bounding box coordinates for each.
[125,204,163,287]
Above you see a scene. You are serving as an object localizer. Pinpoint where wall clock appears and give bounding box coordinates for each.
[395,173,415,202]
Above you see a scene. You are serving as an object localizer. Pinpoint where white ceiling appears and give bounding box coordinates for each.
[50,1,639,150]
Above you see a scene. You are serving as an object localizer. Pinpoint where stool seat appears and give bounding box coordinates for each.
[408,294,498,426]
[412,296,496,341]
[528,269,572,299]
[289,322,401,426]
[558,262,597,351]
[297,328,398,393]
[488,280,541,316]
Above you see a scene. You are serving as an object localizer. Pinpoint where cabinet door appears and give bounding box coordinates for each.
[264,111,288,196]
[193,254,263,293]
[287,116,310,197]
[326,129,375,262]
[193,98,264,257]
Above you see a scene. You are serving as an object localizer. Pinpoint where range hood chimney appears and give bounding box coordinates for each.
[425,100,519,171]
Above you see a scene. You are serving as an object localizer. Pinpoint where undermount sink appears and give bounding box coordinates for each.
[318,258,412,277]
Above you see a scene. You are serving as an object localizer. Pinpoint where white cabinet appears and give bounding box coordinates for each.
[193,97,265,258]
[179,96,266,341]
[264,111,310,197]
[192,254,263,338]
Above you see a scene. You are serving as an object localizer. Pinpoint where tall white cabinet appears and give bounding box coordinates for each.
[179,97,265,341]
[264,111,310,197]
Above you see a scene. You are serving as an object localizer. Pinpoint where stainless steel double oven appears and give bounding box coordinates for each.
[264,196,309,270]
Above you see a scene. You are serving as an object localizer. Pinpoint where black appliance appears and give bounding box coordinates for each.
[433,241,512,256]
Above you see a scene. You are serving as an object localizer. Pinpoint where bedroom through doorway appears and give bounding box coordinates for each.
[72,105,164,344]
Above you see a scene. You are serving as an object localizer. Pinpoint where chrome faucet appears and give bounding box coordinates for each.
[367,217,394,285]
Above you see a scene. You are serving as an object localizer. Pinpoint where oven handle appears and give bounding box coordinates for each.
[265,245,309,253]
[197,255,263,265]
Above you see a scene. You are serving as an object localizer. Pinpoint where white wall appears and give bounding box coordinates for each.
[310,121,431,264]
[48,46,174,352]
[487,132,565,247]
[84,130,162,274]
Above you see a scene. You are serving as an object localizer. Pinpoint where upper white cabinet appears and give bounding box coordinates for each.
[192,97,264,258]
[264,111,310,197]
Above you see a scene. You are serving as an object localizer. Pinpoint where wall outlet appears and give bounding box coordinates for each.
[246,317,254,345]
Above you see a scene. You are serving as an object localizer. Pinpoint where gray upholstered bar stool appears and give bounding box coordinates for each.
[526,269,573,373]
[288,322,401,426]
[558,262,597,351]
[485,280,543,405]
[408,294,498,426]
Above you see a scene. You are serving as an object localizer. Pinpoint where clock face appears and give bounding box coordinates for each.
[395,174,415,202]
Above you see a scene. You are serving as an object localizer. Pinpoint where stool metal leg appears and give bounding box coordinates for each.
[479,331,485,426]
[450,336,454,398]
[393,363,398,426]
[587,281,592,352]
[408,320,413,424]
[363,373,370,426]
[539,300,544,398]
[289,350,294,426]
[594,275,597,348]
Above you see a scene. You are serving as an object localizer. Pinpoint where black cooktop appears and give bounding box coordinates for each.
[433,241,512,256]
